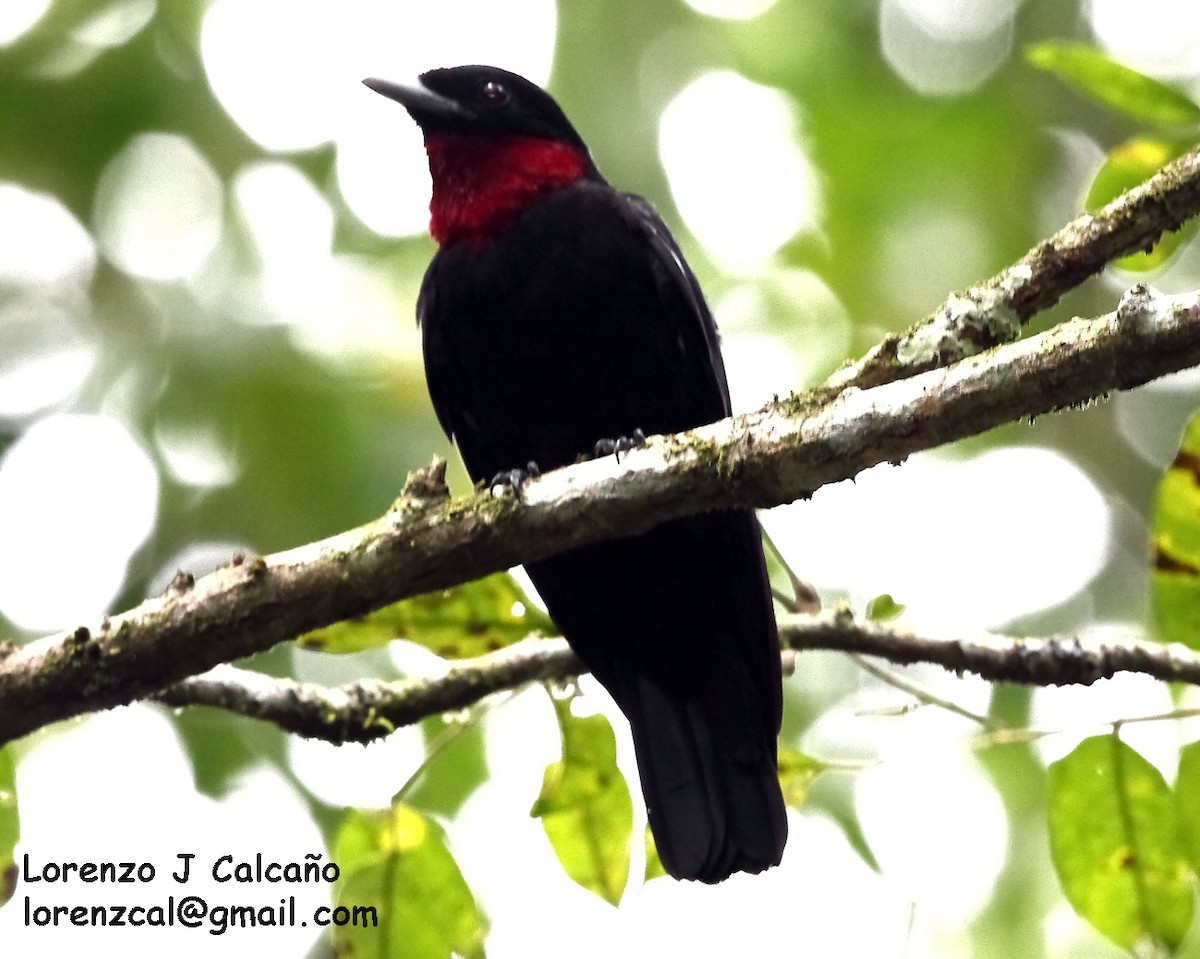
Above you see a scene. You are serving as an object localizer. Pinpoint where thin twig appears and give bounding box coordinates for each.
[849,654,1002,731]
[149,611,1200,744]
[154,640,583,744]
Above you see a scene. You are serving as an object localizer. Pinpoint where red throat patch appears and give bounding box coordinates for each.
[424,134,588,246]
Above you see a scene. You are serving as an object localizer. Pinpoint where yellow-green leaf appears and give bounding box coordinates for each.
[1047,735,1193,952]
[332,804,487,959]
[530,696,632,905]
[1086,137,1198,271]
[1026,42,1200,126]
[643,825,666,882]
[299,572,555,656]
[777,745,827,807]
[1174,740,1200,870]
[1151,412,1200,649]
[0,746,17,909]
[865,593,905,622]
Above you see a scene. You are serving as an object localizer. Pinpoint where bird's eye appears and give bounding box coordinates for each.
[479,80,510,107]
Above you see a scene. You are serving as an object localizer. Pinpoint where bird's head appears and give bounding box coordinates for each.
[363,65,598,246]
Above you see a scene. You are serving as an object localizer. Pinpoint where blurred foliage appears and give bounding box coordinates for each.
[776,744,826,807]
[5,0,1200,956]
[404,715,488,822]
[1025,41,1200,126]
[298,572,554,656]
[1177,741,1200,869]
[1028,42,1200,271]
[1085,136,1198,271]
[1059,414,1200,954]
[0,747,16,909]
[1152,411,1200,649]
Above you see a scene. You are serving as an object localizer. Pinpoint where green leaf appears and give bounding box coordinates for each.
[298,572,555,656]
[1047,735,1193,952]
[0,746,17,909]
[530,696,633,905]
[643,825,667,882]
[1086,137,1198,271]
[1175,741,1200,870]
[1151,412,1200,649]
[865,593,905,621]
[404,719,489,819]
[332,804,487,959]
[777,745,827,807]
[1025,42,1200,126]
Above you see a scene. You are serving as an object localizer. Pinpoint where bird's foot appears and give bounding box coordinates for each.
[593,428,646,463]
[487,461,540,497]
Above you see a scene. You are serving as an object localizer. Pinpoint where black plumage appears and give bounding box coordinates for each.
[365,65,787,882]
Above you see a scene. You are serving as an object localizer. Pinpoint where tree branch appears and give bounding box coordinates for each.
[155,642,584,742]
[781,611,1200,687]
[2,284,1199,745]
[151,611,1200,744]
[1,283,1198,745]
[822,142,1200,394]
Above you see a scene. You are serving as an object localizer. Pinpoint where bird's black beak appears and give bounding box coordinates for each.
[362,77,473,124]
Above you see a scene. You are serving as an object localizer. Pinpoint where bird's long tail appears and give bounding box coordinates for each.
[613,658,787,882]
[527,510,788,883]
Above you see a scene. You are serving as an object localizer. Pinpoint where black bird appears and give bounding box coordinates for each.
[364,65,787,882]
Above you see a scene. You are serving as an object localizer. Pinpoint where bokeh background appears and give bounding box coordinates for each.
[3,0,1200,956]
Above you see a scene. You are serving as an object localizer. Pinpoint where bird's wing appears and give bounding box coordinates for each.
[617,193,732,420]
[415,269,452,438]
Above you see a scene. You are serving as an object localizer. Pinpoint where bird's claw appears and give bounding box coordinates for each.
[487,461,540,496]
[594,428,646,462]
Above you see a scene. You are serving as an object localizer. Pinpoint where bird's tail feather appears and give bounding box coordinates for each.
[619,670,787,883]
